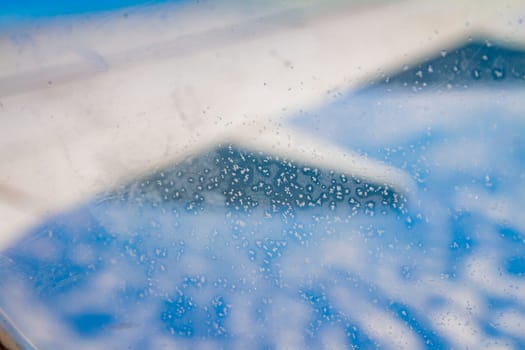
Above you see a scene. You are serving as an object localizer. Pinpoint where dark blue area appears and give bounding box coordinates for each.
[344,323,375,350]
[480,318,525,349]
[360,39,525,94]
[0,0,182,18]
[67,313,114,336]
[2,209,114,299]
[505,256,525,277]
[161,293,197,337]
[389,302,448,349]
[498,226,525,244]
[448,212,476,257]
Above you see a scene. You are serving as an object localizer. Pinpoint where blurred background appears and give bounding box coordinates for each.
[1,1,525,349]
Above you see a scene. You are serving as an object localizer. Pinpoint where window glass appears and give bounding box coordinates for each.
[1,2,525,350]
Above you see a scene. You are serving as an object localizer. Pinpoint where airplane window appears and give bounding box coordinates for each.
[1,1,525,349]
[1,146,408,348]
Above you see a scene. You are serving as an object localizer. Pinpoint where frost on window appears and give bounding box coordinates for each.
[1,38,525,349]
[292,38,525,348]
[363,39,525,93]
[0,146,407,349]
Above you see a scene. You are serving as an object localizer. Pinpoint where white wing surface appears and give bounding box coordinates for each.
[0,0,523,248]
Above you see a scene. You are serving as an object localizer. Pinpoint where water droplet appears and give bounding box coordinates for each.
[492,68,504,80]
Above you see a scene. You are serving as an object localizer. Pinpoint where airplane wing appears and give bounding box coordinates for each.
[1,1,525,349]
[2,0,523,249]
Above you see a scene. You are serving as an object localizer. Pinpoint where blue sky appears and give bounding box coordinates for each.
[1,0,180,17]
